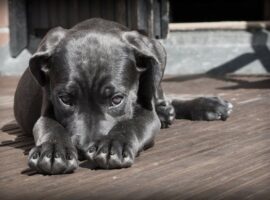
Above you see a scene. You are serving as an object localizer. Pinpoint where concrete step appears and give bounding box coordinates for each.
[162,29,270,75]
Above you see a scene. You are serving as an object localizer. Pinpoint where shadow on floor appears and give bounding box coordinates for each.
[215,77,270,90]
[0,120,37,175]
[0,120,34,155]
[164,29,270,89]
[163,75,270,90]
[207,29,270,75]
[0,120,99,174]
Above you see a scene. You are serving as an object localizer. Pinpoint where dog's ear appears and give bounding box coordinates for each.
[29,27,67,86]
[122,31,164,110]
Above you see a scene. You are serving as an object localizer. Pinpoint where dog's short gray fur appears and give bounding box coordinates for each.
[14,18,233,174]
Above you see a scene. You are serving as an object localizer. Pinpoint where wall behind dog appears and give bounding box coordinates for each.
[1,0,270,76]
[162,28,270,75]
[1,29,270,76]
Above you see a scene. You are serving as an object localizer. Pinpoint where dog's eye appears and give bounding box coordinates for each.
[59,94,73,106]
[111,95,124,106]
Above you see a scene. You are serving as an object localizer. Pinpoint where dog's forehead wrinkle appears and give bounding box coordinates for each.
[60,81,79,92]
[52,30,139,100]
[58,32,134,70]
[74,63,125,95]
[64,31,125,57]
[62,67,87,95]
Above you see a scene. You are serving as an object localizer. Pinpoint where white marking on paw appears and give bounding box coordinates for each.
[44,157,51,162]
[54,158,63,163]
[110,154,118,160]
[98,153,107,159]
[31,158,38,165]
[227,102,233,109]
[68,158,77,167]
[169,108,175,115]
[87,152,95,159]
[123,156,132,163]
[156,99,165,105]
[169,116,174,122]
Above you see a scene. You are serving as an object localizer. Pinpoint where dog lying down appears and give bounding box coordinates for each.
[14,18,233,175]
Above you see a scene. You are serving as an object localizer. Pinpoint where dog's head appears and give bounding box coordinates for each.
[29,19,163,145]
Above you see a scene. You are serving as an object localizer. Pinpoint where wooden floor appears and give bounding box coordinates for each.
[0,75,270,200]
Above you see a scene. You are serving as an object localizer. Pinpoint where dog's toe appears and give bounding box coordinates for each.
[191,97,233,121]
[223,102,233,120]
[85,137,135,169]
[121,146,134,168]
[107,140,123,168]
[28,142,78,175]
[156,100,175,128]
[212,99,233,121]
[227,102,233,115]
[28,147,40,170]
[65,153,78,173]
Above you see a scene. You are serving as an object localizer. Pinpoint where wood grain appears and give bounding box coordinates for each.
[0,75,269,200]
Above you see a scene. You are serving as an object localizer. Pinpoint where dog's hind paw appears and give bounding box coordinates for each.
[190,97,233,121]
[155,99,175,128]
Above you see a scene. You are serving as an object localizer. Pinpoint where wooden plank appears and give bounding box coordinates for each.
[147,0,155,38]
[48,0,59,28]
[126,0,132,28]
[160,0,169,38]
[26,0,34,36]
[8,0,27,57]
[101,0,115,21]
[1,75,270,199]
[68,0,79,27]
[115,0,127,26]
[130,0,139,30]
[39,0,49,30]
[89,0,101,18]
[136,0,148,35]
[58,0,68,28]
[78,0,91,21]
[154,0,161,38]
[0,0,9,28]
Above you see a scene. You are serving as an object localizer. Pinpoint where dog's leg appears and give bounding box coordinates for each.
[172,97,233,121]
[83,106,160,169]
[28,116,78,174]
[155,86,176,128]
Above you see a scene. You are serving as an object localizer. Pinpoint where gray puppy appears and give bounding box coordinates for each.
[14,18,233,175]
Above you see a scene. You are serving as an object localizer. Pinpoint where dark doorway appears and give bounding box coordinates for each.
[170,0,266,23]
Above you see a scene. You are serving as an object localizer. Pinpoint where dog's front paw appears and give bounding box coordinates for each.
[156,99,175,128]
[28,140,78,175]
[191,97,233,121]
[84,136,136,169]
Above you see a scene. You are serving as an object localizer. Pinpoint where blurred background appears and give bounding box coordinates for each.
[0,0,270,76]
